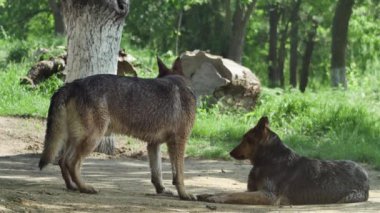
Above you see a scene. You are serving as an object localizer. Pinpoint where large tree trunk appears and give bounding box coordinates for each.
[289,0,301,88]
[299,19,318,92]
[62,0,129,154]
[226,0,257,64]
[63,0,129,82]
[268,3,281,87]
[331,0,354,89]
[48,0,66,35]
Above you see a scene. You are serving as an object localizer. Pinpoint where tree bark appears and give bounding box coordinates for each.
[48,0,66,35]
[299,19,318,93]
[268,3,281,87]
[62,0,129,82]
[226,0,257,64]
[331,0,355,89]
[61,0,129,154]
[289,0,301,88]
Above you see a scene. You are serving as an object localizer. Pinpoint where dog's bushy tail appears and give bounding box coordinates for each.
[39,85,70,170]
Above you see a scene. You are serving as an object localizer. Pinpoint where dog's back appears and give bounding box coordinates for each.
[267,156,369,204]
[65,74,195,142]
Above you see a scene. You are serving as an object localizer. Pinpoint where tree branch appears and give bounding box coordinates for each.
[243,0,257,25]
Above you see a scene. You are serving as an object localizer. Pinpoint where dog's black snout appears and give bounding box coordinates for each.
[230,150,244,160]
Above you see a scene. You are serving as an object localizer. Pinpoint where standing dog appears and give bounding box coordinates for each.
[198,116,369,205]
[39,57,197,200]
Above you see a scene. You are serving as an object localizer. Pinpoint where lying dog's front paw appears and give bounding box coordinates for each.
[179,193,197,201]
[197,194,227,203]
[197,194,214,201]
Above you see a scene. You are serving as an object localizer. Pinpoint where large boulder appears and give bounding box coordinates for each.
[180,50,261,109]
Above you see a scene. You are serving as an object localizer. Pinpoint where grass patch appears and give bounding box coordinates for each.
[0,62,62,117]
[189,88,380,168]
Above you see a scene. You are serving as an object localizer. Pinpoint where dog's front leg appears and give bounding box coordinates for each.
[197,191,276,205]
[147,143,174,196]
[167,139,196,201]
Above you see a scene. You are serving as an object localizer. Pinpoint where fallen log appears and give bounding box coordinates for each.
[21,50,137,86]
[20,56,66,86]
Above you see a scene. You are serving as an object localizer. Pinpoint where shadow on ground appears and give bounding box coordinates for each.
[1,153,380,212]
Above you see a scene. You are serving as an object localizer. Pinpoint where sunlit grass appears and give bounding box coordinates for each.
[189,88,380,168]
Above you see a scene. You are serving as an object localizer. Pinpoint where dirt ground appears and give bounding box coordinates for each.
[1,117,380,212]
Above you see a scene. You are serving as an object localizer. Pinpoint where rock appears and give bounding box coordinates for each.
[180,50,261,109]
[117,49,137,77]
[191,62,230,96]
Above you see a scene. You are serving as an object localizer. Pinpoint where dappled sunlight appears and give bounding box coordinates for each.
[0,175,56,182]
[1,151,380,212]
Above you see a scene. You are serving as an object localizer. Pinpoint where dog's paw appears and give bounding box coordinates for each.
[66,184,78,191]
[179,193,197,201]
[197,194,214,201]
[158,189,175,197]
[197,194,228,203]
[79,185,98,194]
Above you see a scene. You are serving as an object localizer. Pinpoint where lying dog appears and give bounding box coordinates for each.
[198,116,369,205]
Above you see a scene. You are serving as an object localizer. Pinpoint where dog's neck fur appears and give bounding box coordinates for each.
[252,131,299,167]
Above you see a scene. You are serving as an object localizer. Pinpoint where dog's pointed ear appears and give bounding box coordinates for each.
[157,56,170,77]
[172,57,184,76]
[257,116,269,130]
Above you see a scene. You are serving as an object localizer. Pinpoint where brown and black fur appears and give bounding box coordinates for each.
[39,57,197,200]
[198,116,369,205]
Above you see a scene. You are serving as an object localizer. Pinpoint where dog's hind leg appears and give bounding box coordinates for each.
[167,137,195,201]
[147,143,174,196]
[66,134,102,194]
[58,155,77,191]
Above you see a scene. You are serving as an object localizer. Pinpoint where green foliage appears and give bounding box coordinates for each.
[0,38,65,116]
[189,88,380,168]
[0,0,52,39]
[6,41,30,63]
[0,62,60,117]
[188,106,249,159]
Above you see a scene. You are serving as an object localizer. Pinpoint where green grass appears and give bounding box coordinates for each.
[189,88,380,168]
[0,62,62,117]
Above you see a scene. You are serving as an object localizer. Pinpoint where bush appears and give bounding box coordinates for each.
[6,41,30,63]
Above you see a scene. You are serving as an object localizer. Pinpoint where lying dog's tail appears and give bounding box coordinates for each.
[39,85,70,170]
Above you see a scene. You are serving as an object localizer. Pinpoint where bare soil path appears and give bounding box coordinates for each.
[1,117,380,212]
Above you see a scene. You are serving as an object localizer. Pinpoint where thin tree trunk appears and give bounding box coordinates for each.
[299,19,318,92]
[222,0,232,56]
[331,0,355,89]
[61,0,129,154]
[48,0,66,35]
[175,10,183,56]
[277,7,290,88]
[289,0,301,88]
[268,3,281,87]
[226,0,257,64]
